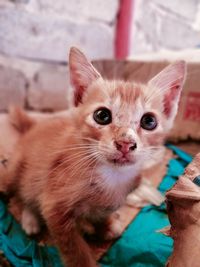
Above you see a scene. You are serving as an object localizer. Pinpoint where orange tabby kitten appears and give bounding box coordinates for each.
[3,48,186,267]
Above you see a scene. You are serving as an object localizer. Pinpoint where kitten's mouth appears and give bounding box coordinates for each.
[109,157,134,166]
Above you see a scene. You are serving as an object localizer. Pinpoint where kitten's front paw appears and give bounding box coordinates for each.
[104,220,123,240]
[104,213,123,240]
[22,208,41,235]
[126,178,165,207]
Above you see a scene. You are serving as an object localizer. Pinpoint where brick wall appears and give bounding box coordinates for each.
[1,0,198,112]
[130,0,200,55]
[0,0,119,111]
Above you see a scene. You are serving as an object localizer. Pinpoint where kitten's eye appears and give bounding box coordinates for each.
[93,108,112,125]
[140,113,157,130]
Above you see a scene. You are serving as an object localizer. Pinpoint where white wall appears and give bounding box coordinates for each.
[130,0,200,56]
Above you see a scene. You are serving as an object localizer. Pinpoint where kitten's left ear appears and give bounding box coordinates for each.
[148,61,187,128]
[69,47,101,106]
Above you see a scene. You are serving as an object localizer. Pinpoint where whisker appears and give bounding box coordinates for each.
[52,145,99,155]
[89,160,99,185]
[56,152,100,181]
[47,150,99,177]
[57,157,99,185]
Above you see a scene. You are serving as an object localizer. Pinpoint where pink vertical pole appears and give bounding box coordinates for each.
[115,0,134,59]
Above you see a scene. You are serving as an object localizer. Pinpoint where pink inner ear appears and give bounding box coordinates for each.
[69,47,101,107]
[74,86,85,106]
[164,82,180,117]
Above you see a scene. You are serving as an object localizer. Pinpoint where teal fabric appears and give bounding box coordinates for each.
[0,145,192,267]
[0,199,63,267]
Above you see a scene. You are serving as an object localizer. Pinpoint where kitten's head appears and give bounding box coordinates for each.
[69,47,186,168]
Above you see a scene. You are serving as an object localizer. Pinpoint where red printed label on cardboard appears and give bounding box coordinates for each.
[184,92,200,121]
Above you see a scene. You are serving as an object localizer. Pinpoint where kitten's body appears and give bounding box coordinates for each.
[5,104,141,267]
[9,114,140,219]
[3,48,186,267]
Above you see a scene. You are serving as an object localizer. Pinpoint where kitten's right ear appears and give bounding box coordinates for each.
[69,47,101,106]
[147,61,186,130]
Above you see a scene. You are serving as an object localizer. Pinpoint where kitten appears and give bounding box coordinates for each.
[3,47,186,267]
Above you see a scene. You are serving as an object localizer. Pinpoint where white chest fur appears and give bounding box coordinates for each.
[97,163,141,189]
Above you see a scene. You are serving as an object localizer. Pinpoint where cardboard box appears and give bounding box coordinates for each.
[93,60,200,141]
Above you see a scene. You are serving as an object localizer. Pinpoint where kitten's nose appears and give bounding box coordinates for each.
[115,141,137,154]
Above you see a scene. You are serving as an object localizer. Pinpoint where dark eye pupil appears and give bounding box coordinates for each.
[93,108,112,125]
[141,113,157,130]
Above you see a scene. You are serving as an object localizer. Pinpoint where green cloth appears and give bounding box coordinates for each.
[0,145,192,267]
[0,199,62,267]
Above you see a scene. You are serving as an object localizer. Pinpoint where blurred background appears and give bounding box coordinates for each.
[0,0,200,112]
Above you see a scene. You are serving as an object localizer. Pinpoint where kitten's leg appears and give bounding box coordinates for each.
[78,217,96,235]
[21,208,41,235]
[126,178,165,207]
[94,212,124,241]
[104,212,124,240]
[44,208,98,267]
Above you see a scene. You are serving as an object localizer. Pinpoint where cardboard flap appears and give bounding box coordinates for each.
[166,176,200,200]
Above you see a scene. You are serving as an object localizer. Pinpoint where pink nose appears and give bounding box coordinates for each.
[115,141,137,154]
